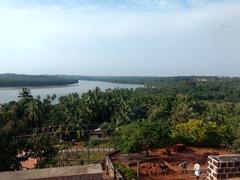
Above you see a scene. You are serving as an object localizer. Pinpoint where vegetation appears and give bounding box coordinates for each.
[113,121,170,155]
[0,74,78,87]
[171,119,231,147]
[26,131,58,168]
[114,162,137,180]
[1,76,240,171]
[0,131,25,171]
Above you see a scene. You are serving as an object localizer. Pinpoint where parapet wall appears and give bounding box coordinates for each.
[106,156,123,180]
[0,164,103,180]
[208,155,240,180]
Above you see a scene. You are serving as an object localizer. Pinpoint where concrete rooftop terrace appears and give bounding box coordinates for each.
[0,164,102,180]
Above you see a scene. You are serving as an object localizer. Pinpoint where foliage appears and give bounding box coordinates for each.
[0,74,77,87]
[113,121,171,155]
[26,131,58,168]
[100,122,114,137]
[172,119,230,147]
[230,129,240,153]
[0,131,23,171]
[113,123,141,153]
[114,162,137,180]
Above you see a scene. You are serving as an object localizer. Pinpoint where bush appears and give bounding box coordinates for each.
[114,162,137,180]
[231,129,240,153]
[172,119,229,147]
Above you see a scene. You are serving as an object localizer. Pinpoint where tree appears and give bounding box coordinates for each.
[26,132,58,168]
[18,88,33,100]
[172,119,230,147]
[113,121,170,156]
[111,99,131,127]
[0,131,23,171]
[139,121,170,156]
[25,100,42,128]
[100,122,114,137]
[113,123,141,153]
[171,95,195,124]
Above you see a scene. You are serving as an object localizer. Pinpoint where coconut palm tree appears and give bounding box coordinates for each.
[18,88,33,101]
[25,100,42,128]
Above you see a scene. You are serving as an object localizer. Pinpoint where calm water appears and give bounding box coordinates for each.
[0,80,143,103]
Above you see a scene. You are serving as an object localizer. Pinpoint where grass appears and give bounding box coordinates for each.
[56,140,112,167]
[77,151,106,161]
[57,151,106,166]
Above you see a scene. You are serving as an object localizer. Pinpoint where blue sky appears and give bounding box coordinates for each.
[0,0,240,76]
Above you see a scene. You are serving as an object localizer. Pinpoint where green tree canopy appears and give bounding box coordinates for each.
[113,121,170,155]
[172,119,231,147]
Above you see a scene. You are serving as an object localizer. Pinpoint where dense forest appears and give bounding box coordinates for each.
[68,75,240,101]
[0,74,78,87]
[1,76,240,171]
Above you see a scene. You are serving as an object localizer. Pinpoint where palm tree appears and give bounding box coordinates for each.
[18,88,33,100]
[25,100,42,128]
[51,94,57,102]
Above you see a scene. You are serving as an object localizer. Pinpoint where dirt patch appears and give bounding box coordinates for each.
[112,146,233,180]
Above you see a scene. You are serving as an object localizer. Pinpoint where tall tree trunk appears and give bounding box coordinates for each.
[145,147,149,157]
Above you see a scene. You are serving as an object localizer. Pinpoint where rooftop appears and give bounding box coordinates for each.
[0,164,102,180]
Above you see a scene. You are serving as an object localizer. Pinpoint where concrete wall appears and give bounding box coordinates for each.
[0,164,103,180]
[207,155,240,180]
[106,156,123,180]
[30,174,102,180]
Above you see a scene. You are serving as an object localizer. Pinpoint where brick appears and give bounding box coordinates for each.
[213,161,220,167]
[217,168,224,173]
[228,173,235,178]
[235,162,240,167]
[221,174,227,179]
[229,162,234,167]
[207,169,212,174]
[221,163,227,168]
[216,173,221,179]
[231,168,237,172]
[208,157,213,163]
[225,168,231,173]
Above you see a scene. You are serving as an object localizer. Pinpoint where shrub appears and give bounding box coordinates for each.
[114,162,137,180]
[172,119,229,147]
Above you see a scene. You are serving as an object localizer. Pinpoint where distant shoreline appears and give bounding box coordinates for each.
[0,83,80,90]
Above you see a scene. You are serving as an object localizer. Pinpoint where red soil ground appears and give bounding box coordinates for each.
[112,147,234,180]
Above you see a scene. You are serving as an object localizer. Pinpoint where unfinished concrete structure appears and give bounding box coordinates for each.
[208,155,240,180]
[0,164,103,180]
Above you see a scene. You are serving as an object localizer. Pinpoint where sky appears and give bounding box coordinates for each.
[0,0,240,76]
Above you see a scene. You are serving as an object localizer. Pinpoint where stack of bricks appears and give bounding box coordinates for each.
[207,155,240,180]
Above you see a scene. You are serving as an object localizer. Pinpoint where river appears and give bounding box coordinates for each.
[0,80,143,103]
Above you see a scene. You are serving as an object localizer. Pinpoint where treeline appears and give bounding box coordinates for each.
[59,75,240,102]
[0,74,78,87]
[71,76,240,102]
